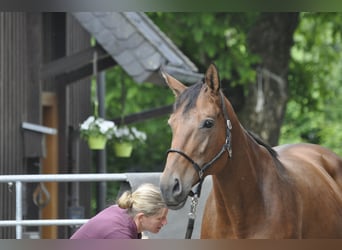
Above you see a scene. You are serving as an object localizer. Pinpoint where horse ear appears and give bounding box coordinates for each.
[205,63,221,94]
[161,71,187,97]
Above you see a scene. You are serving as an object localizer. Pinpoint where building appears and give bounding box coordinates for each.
[0,12,201,239]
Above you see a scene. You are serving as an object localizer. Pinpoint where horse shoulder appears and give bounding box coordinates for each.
[201,191,234,238]
[201,194,215,238]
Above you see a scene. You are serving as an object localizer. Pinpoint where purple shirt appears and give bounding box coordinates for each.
[70,205,142,239]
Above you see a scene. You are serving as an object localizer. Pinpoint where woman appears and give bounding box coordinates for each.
[70,183,168,239]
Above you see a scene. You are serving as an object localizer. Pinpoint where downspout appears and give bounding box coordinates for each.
[96,71,107,212]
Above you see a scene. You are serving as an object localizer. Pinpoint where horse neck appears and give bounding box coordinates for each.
[220,98,275,184]
[213,122,268,200]
[211,99,279,229]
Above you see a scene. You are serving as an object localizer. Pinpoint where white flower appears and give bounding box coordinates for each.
[80,116,116,140]
[131,127,147,141]
[98,120,116,134]
[80,116,96,130]
[114,125,147,143]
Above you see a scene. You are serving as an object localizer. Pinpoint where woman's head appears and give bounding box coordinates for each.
[117,183,168,234]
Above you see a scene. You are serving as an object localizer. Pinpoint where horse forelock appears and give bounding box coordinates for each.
[174,82,204,114]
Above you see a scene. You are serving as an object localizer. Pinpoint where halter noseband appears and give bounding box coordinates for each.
[166,91,232,196]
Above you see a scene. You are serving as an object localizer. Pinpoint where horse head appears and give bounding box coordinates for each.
[160,64,232,209]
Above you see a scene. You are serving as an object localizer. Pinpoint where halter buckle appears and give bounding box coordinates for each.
[228,147,232,158]
[198,169,204,180]
[188,195,199,219]
[227,119,232,130]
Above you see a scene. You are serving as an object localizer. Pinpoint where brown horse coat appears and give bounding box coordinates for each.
[160,64,342,238]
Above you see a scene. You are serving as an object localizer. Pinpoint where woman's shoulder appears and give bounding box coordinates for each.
[96,205,128,220]
[107,204,127,214]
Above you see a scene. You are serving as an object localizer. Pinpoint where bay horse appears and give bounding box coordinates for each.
[159,63,342,238]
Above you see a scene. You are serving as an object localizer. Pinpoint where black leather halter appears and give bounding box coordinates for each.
[166,91,233,197]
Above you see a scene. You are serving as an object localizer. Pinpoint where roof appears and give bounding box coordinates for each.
[72,12,203,85]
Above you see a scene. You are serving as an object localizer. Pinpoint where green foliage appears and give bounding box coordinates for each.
[281,12,342,156]
[147,12,260,87]
[288,13,340,112]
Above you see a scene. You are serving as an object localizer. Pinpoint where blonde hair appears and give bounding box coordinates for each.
[117,183,166,217]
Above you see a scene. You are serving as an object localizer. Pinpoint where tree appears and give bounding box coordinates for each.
[241,13,299,146]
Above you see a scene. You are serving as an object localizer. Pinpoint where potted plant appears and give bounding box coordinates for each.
[113,125,147,157]
[80,116,116,150]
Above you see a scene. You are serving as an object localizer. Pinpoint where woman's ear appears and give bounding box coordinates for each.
[134,212,146,232]
[136,212,145,222]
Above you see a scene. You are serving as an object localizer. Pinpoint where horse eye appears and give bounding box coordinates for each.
[203,119,214,128]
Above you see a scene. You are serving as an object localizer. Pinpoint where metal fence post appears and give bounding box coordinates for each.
[16,181,23,239]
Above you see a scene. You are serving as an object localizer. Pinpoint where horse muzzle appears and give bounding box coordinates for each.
[160,172,190,210]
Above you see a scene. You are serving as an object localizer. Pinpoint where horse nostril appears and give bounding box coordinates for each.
[172,178,181,196]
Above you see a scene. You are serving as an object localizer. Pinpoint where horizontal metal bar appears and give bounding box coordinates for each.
[22,122,57,135]
[0,173,128,183]
[0,219,88,227]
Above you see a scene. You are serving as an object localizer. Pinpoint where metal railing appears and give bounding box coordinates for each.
[0,173,132,239]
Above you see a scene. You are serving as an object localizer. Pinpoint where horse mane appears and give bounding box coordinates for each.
[247,130,278,158]
[246,130,287,175]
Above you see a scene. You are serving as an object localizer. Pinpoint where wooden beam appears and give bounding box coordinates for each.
[40,45,106,79]
[40,45,116,84]
[112,104,173,125]
[55,56,116,85]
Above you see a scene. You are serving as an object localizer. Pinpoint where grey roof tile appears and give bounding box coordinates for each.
[115,50,136,66]
[122,33,144,49]
[125,61,145,76]
[72,12,203,84]
[134,43,155,60]
[141,53,162,71]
